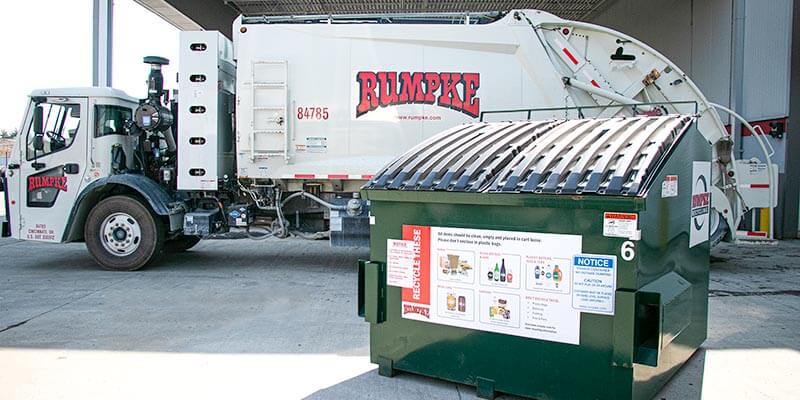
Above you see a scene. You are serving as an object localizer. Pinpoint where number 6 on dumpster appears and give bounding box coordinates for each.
[621,241,635,261]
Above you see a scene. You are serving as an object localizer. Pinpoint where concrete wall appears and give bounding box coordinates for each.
[592,0,733,107]
[690,0,735,111]
[741,0,792,121]
[592,0,796,236]
[592,0,793,171]
[592,0,792,119]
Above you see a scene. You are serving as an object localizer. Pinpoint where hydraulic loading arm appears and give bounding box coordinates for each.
[514,10,776,241]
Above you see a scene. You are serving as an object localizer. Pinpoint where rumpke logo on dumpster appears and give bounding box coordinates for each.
[402,304,430,318]
[689,162,711,247]
[401,225,431,319]
[691,182,710,226]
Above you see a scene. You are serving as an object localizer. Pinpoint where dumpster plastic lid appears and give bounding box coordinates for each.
[365,115,696,196]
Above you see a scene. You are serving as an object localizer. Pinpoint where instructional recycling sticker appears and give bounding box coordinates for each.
[395,225,620,346]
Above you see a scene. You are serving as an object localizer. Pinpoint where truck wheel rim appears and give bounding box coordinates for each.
[100,212,142,256]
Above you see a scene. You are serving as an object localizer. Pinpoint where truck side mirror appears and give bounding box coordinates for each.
[33,105,44,136]
[33,135,45,152]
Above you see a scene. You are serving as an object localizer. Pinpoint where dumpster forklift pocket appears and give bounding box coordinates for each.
[633,272,694,367]
[359,260,386,323]
[357,260,366,318]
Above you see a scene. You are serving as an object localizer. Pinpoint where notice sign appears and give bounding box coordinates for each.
[603,212,638,239]
[400,225,583,345]
[387,239,416,288]
[572,254,617,315]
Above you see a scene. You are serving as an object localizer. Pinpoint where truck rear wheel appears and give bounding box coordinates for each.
[85,195,165,271]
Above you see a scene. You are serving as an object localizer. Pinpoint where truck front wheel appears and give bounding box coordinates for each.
[85,195,165,271]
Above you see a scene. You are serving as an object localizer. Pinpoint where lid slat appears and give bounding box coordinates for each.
[364,115,695,197]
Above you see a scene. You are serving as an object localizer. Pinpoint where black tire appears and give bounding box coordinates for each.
[165,235,201,253]
[84,195,165,271]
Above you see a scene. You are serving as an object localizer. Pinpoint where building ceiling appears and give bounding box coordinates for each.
[134,0,616,38]
[226,1,614,21]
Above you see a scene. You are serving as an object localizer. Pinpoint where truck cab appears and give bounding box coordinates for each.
[3,88,138,241]
[2,87,189,272]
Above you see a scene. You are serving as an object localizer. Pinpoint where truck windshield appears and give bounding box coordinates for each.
[95,105,132,137]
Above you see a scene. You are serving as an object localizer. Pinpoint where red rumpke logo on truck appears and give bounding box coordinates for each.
[355,71,480,118]
[28,176,68,192]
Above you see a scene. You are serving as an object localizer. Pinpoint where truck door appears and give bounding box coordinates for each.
[14,98,89,242]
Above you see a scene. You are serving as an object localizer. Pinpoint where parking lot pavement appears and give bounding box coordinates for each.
[0,237,798,400]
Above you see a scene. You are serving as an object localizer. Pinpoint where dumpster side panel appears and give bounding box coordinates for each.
[633,125,711,400]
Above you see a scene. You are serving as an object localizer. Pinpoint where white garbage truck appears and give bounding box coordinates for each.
[0,9,776,270]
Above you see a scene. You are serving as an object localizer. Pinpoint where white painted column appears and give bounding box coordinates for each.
[93,0,113,87]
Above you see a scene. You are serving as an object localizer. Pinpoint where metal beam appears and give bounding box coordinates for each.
[92,0,113,87]
[134,0,203,31]
[781,0,800,239]
[133,0,237,38]
[134,1,621,37]
[164,0,238,38]
[730,0,746,158]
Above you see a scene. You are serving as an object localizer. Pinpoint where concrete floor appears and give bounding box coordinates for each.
[0,237,798,400]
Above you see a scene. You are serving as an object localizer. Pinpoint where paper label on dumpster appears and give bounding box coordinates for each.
[603,212,638,239]
[571,254,617,315]
[387,239,416,288]
[662,175,678,198]
[400,225,583,345]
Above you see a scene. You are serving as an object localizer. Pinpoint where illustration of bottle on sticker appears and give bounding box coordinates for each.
[526,257,571,294]
[481,254,521,288]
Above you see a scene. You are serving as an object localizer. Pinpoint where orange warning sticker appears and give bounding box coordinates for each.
[603,212,638,239]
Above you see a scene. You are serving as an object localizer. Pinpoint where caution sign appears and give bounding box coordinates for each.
[571,254,617,315]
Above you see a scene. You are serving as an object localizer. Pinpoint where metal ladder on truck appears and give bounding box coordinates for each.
[249,60,289,161]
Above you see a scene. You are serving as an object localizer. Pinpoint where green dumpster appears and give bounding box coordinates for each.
[359,115,710,400]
